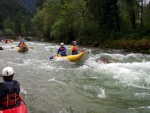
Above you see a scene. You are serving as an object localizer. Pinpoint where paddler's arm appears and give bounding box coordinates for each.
[64,47,67,52]
[57,48,60,54]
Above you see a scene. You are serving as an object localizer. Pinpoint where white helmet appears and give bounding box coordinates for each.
[60,43,64,46]
[2,67,14,76]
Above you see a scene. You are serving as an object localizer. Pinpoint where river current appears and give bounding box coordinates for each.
[0,41,150,113]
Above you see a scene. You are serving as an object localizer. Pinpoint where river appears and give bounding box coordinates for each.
[0,41,150,113]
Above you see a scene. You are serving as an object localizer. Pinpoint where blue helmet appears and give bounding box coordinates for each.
[73,41,76,45]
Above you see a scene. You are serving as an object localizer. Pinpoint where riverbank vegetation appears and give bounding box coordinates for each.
[101,38,150,54]
[32,0,150,53]
[0,0,150,54]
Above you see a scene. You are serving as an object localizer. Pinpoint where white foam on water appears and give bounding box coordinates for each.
[128,106,150,110]
[97,52,150,63]
[100,53,125,61]
[39,62,55,70]
[45,45,59,52]
[78,65,90,69]
[111,62,150,87]
[48,78,65,84]
[135,92,150,98]
[21,88,28,95]
[98,88,106,98]
[83,85,106,99]
[59,108,69,113]
[54,57,68,62]
[84,53,150,89]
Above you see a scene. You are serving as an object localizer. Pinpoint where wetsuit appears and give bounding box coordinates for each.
[57,46,67,56]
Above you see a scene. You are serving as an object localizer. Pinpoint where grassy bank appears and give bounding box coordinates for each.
[92,38,150,54]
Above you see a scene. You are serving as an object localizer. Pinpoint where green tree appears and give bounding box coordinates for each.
[142,1,150,35]
[86,0,120,38]
[33,0,61,40]
[0,13,4,30]
[0,0,33,34]
[3,19,15,32]
[35,0,46,9]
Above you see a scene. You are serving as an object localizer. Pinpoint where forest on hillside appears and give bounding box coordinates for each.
[33,0,150,41]
[0,0,33,35]
[0,0,150,53]
[32,0,150,53]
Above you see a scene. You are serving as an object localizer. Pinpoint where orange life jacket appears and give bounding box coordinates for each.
[20,42,27,47]
[1,92,20,107]
[0,82,20,107]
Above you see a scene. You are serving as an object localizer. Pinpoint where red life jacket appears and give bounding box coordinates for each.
[0,82,20,107]
[73,45,78,52]
[60,47,65,52]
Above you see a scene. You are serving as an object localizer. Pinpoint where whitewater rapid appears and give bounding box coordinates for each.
[0,41,150,113]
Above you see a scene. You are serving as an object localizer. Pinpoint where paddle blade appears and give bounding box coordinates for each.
[29,46,34,49]
[50,56,54,60]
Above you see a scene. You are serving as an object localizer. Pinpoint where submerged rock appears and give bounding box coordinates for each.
[0,47,3,50]
[95,57,117,64]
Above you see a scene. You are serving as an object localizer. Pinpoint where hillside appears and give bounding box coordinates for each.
[18,0,36,12]
[18,0,46,12]
[0,0,33,34]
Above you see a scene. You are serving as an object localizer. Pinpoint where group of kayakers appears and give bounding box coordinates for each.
[0,37,13,43]
[0,41,78,112]
[0,39,81,112]
[57,41,79,56]
[0,37,28,112]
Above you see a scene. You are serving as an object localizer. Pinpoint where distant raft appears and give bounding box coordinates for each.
[0,47,3,50]
[18,46,28,52]
[18,42,28,52]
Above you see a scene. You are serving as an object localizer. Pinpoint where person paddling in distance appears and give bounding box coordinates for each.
[17,36,24,47]
[70,41,79,55]
[0,67,21,110]
[57,43,67,56]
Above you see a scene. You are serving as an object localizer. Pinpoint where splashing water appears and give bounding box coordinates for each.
[0,41,150,113]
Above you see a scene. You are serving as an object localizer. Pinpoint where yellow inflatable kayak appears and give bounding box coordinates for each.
[18,42,28,52]
[54,51,85,62]
[18,46,28,52]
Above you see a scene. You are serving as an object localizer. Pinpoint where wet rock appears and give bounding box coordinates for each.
[0,47,3,50]
[95,57,117,64]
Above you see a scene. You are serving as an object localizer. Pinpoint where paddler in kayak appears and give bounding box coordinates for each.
[0,67,21,110]
[17,36,24,47]
[70,41,79,55]
[57,43,67,56]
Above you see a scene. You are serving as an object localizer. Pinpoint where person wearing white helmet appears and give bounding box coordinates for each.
[57,43,67,56]
[70,41,79,55]
[0,67,21,110]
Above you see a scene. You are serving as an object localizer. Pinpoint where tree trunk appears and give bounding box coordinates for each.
[140,0,144,31]
[128,0,136,30]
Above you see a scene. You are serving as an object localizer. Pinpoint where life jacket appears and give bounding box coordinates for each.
[0,81,20,107]
[60,47,65,52]
[20,42,27,47]
[20,43,28,51]
[73,45,78,52]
